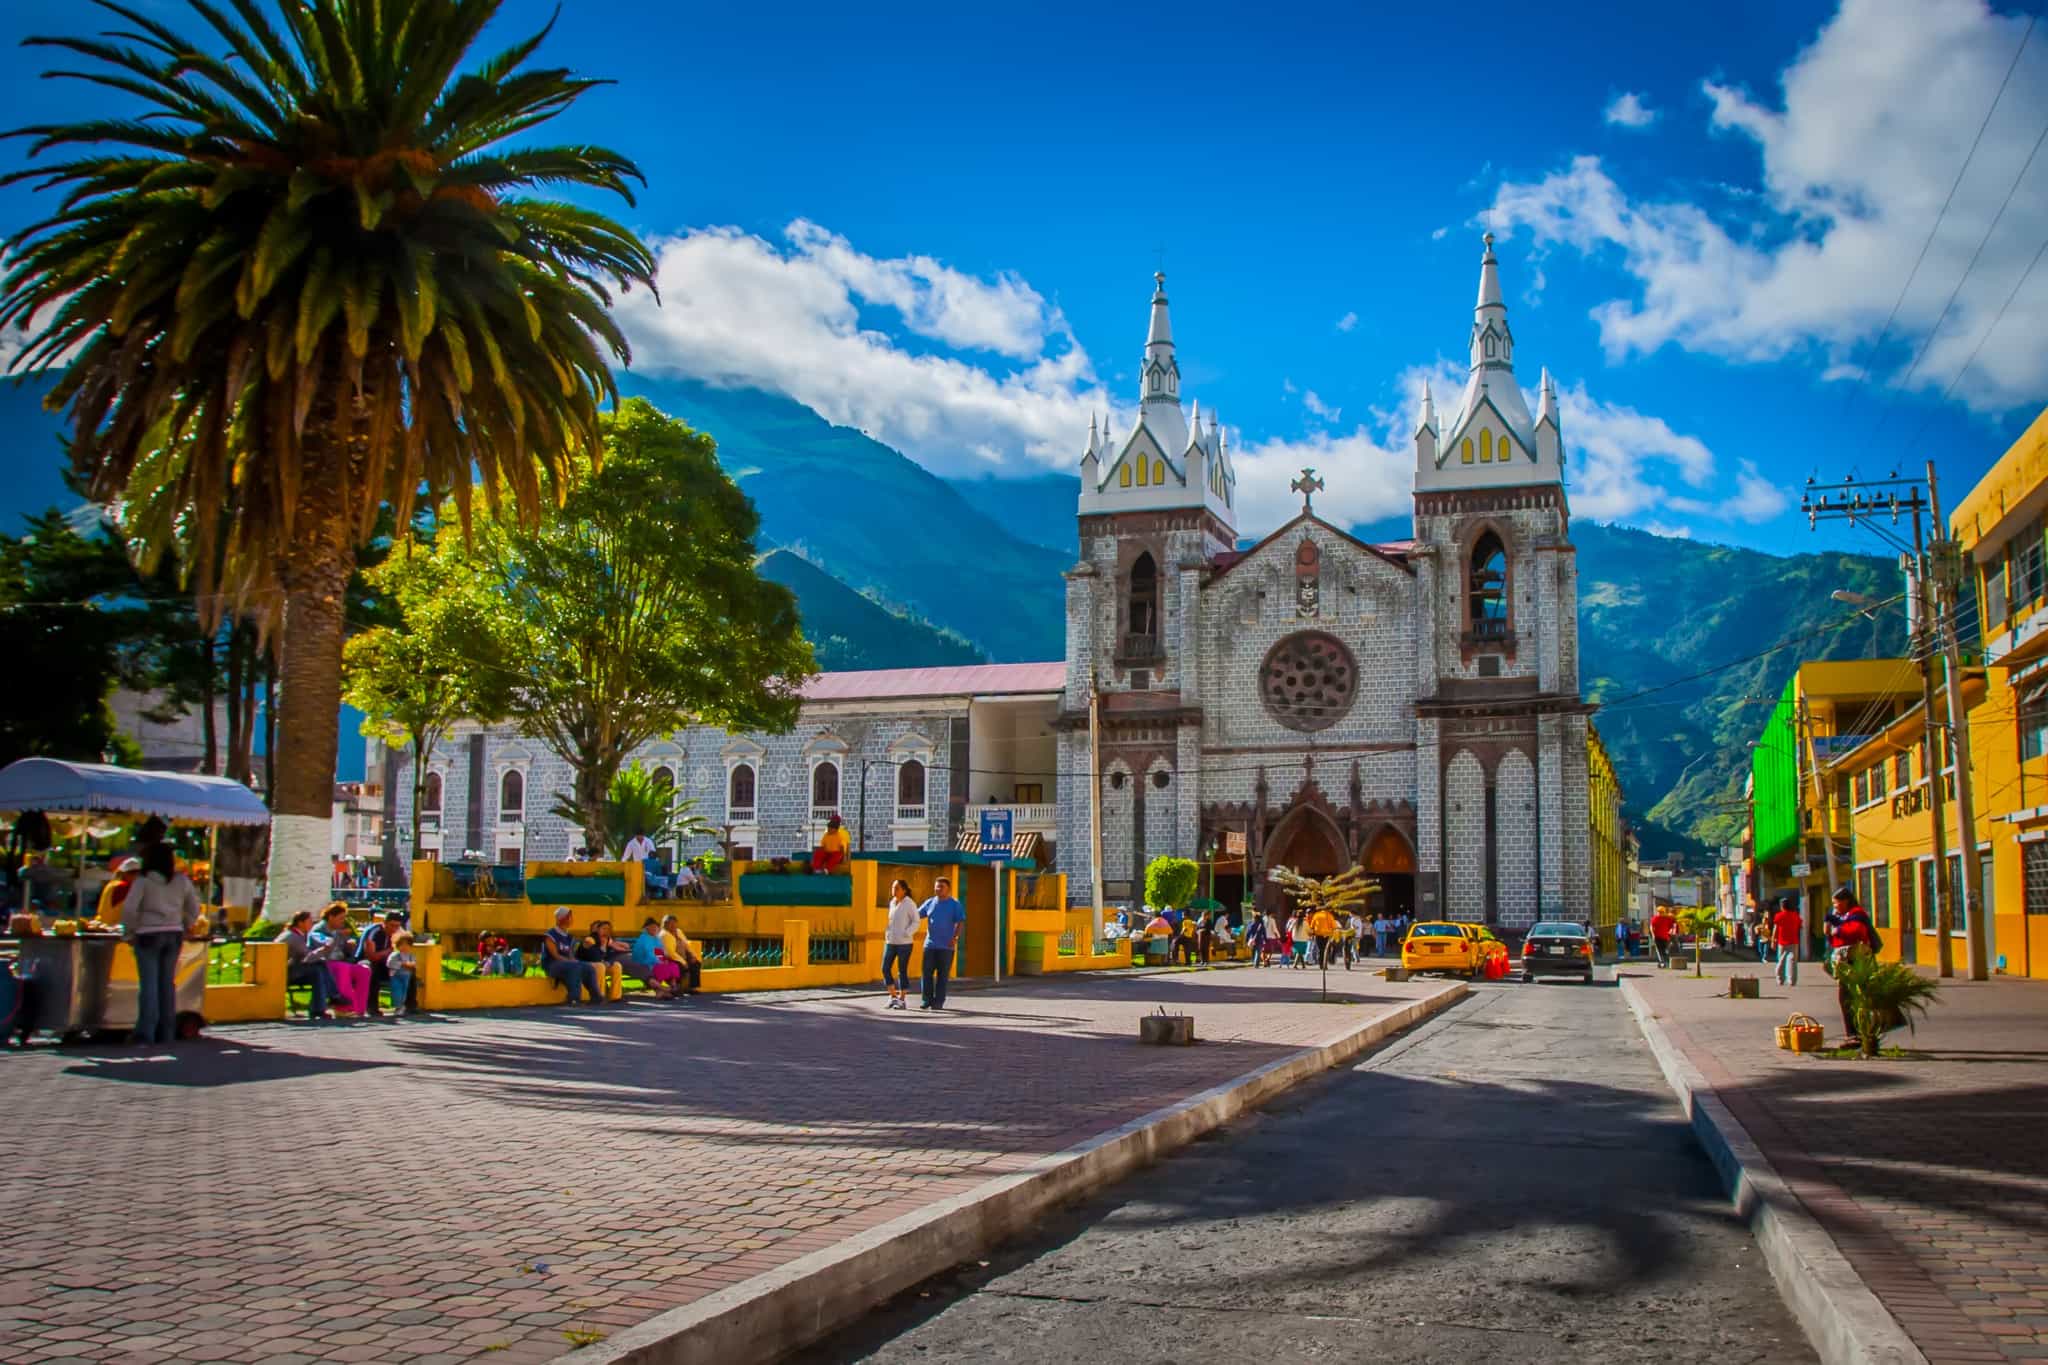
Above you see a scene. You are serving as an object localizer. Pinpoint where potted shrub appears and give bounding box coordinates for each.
[1835,954,1941,1057]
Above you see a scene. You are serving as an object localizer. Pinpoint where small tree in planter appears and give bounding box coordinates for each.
[1144,856,1200,913]
[1268,865,1373,1001]
[1835,954,1941,1057]
[1677,906,1719,977]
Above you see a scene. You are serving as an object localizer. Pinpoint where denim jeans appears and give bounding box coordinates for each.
[287,962,332,1016]
[921,942,954,1007]
[547,958,599,1003]
[387,969,414,1012]
[131,932,183,1045]
[882,943,913,991]
[1775,946,1798,987]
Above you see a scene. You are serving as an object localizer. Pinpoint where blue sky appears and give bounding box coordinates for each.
[3,0,2047,556]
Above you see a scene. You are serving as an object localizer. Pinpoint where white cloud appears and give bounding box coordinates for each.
[1281,377,1299,396]
[1640,521,1695,540]
[1603,91,1659,129]
[1490,0,2048,412]
[1335,311,1359,332]
[1667,460,1790,523]
[615,223,1121,477]
[1430,226,1449,242]
[1302,390,1342,422]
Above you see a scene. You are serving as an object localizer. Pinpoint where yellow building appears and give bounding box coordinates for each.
[1588,721,1626,947]
[1940,402,2048,977]
[1748,658,1925,919]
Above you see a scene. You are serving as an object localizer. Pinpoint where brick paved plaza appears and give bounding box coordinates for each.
[0,965,1442,1365]
[1630,962,2048,1365]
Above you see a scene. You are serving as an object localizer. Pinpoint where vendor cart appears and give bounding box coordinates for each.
[16,932,209,1042]
[0,758,269,1042]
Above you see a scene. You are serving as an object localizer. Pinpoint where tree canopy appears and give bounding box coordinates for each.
[433,397,816,852]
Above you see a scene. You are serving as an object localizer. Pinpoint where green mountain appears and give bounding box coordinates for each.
[758,548,985,671]
[619,375,1068,662]
[1573,521,1895,857]
[951,472,1078,555]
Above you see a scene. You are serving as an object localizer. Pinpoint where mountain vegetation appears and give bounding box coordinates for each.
[757,549,985,671]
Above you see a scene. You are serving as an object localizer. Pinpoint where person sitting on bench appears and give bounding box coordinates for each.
[811,814,850,874]
[542,907,601,1004]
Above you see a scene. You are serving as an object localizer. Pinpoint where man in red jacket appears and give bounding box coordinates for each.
[1827,885,1878,1044]
[1649,907,1677,967]
[1771,895,1804,987]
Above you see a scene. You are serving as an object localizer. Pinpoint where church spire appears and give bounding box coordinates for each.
[1142,271,1180,407]
[1469,232,1513,373]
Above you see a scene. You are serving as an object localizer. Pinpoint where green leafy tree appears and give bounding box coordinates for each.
[1144,855,1200,911]
[447,398,815,855]
[343,543,511,859]
[0,510,151,767]
[0,0,656,912]
[552,763,717,860]
[1677,905,1719,977]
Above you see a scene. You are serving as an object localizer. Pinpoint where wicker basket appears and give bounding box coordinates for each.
[1775,1012,1825,1053]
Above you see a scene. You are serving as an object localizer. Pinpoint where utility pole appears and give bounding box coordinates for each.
[1089,665,1105,924]
[1926,463,1989,981]
[1802,475,1949,972]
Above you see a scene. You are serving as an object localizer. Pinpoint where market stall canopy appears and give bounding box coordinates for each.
[0,758,270,826]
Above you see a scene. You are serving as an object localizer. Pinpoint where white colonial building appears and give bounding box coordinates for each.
[381,237,1594,927]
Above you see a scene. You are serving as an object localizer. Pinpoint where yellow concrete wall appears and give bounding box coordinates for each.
[201,941,288,1023]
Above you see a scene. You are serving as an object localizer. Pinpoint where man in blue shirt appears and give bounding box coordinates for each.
[919,876,967,1011]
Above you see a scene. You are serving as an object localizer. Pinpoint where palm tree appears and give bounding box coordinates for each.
[0,1,656,912]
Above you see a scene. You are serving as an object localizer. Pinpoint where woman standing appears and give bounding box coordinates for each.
[882,879,918,1010]
[124,842,202,1046]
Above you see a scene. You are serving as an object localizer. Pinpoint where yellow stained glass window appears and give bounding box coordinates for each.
[1461,438,1473,464]
[1154,459,1166,484]
[1119,462,1131,488]
[1480,430,1493,462]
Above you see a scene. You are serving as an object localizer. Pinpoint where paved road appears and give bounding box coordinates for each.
[803,976,1817,1365]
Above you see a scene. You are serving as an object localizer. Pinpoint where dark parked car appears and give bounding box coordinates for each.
[1521,920,1595,982]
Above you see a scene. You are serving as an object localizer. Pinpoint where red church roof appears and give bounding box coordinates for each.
[800,661,1067,703]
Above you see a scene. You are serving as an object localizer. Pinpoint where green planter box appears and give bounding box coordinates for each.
[524,875,627,906]
[738,872,852,907]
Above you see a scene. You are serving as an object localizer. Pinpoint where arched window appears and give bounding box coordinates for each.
[811,760,840,813]
[1119,461,1132,488]
[422,770,443,814]
[1461,437,1474,464]
[1479,430,1493,462]
[1470,531,1508,639]
[1128,551,1159,639]
[897,759,926,817]
[651,764,675,796]
[498,769,524,821]
[1153,459,1166,484]
[728,762,756,817]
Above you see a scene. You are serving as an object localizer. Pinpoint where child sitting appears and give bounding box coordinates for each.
[387,931,418,1016]
[476,932,523,977]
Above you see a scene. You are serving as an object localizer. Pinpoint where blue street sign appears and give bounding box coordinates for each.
[980,808,1014,861]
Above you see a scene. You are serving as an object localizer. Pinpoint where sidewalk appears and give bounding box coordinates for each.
[0,963,1447,1365]
[1626,961,2048,1365]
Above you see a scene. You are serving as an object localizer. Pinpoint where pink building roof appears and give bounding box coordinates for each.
[800,661,1067,703]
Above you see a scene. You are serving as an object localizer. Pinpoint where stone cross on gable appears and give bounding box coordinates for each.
[1291,467,1324,514]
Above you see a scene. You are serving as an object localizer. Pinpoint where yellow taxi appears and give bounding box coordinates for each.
[1402,921,1483,976]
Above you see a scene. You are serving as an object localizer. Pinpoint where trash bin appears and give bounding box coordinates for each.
[1014,931,1045,975]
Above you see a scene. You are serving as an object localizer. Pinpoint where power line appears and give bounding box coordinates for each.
[1839,13,2037,436]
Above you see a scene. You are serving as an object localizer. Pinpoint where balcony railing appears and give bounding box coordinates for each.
[896,803,928,823]
[727,805,756,824]
[1466,616,1511,643]
[977,802,1057,832]
[1116,632,1163,663]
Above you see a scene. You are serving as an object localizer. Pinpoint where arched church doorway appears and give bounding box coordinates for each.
[1259,809,1345,913]
[1362,826,1416,919]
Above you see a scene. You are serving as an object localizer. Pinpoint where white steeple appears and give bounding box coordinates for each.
[1416,235,1561,493]
[1086,412,1099,456]
[1137,270,1187,453]
[1535,367,1561,468]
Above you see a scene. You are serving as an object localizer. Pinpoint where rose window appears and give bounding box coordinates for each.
[1260,631,1357,732]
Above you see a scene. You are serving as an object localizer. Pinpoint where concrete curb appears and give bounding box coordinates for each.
[582,981,1469,1365]
[1620,980,1927,1365]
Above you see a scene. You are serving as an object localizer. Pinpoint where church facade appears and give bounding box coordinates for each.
[1053,237,1590,924]
[380,238,1601,928]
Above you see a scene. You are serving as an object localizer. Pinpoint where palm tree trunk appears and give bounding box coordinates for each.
[577,761,612,859]
[224,633,245,783]
[200,632,218,775]
[260,518,355,919]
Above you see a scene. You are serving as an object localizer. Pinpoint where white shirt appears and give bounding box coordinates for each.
[622,835,656,862]
[676,865,702,887]
[885,895,921,946]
